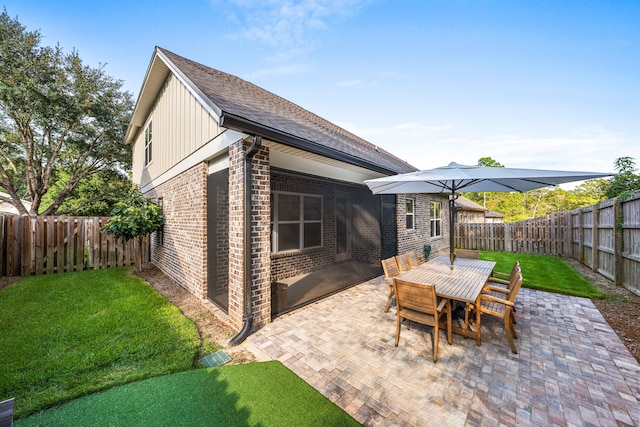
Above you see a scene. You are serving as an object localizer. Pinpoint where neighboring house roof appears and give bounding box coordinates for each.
[454,196,488,212]
[485,210,505,219]
[0,192,31,215]
[127,47,417,176]
[455,196,505,219]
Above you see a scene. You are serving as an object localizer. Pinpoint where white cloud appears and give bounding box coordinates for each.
[337,79,365,87]
[339,120,628,174]
[216,0,372,50]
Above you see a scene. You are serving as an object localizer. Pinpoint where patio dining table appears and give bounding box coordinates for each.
[397,256,496,339]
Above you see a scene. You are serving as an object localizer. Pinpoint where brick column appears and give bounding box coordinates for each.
[227,139,271,331]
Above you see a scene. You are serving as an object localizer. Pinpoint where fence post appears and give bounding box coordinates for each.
[592,206,598,273]
[614,198,623,286]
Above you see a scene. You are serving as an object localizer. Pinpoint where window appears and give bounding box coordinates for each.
[430,201,442,237]
[271,192,322,252]
[144,121,153,167]
[405,198,415,230]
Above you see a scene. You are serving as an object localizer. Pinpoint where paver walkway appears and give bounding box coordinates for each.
[241,276,640,426]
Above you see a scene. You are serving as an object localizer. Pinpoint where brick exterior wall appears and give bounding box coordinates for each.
[146,162,208,300]
[396,193,450,259]
[144,146,448,334]
[227,140,271,331]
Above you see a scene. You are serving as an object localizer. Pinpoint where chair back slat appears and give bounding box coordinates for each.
[395,254,412,273]
[455,249,480,259]
[381,257,401,280]
[394,278,437,315]
[507,273,523,303]
[407,250,423,268]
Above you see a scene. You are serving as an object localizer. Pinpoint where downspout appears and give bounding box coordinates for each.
[229,135,263,346]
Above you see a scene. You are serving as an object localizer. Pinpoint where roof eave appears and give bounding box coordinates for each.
[220,112,401,176]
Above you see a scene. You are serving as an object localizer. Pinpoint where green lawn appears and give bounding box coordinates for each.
[1,268,358,426]
[0,268,201,418]
[480,251,604,298]
[16,361,359,427]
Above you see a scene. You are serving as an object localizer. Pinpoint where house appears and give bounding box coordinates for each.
[455,196,504,224]
[125,47,450,339]
[0,192,32,215]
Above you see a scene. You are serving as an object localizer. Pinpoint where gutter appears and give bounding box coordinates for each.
[229,135,263,346]
[220,113,403,176]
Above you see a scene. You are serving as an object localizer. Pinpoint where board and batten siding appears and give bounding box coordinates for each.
[132,73,221,187]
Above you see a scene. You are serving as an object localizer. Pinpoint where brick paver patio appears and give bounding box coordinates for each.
[241,276,640,426]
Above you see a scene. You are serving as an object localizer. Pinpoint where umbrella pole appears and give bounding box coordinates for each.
[449,193,457,270]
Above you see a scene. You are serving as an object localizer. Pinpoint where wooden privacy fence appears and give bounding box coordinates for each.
[0,216,150,277]
[455,192,640,294]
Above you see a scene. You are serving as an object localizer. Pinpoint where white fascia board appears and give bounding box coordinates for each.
[140,129,246,193]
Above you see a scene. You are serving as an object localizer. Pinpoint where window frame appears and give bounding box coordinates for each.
[144,120,153,167]
[430,201,442,238]
[405,197,415,230]
[271,191,323,253]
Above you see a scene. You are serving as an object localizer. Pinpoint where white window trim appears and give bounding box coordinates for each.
[406,197,415,230]
[144,119,153,168]
[271,191,323,253]
[430,201,442,237]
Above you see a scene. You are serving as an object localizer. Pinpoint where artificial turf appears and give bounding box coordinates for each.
[16,361,360,427]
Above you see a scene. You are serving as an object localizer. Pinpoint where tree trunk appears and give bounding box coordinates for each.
[135,235,144,272]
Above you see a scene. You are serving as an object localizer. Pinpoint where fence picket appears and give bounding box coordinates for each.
[0,215,149,277]
[455,192,640,290]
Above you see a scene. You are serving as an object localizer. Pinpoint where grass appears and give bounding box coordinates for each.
[480,251,604,298]
[16,361,359,427]
[0,268,201,418]
[2,268,358,426]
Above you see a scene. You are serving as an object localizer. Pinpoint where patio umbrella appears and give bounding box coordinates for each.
[364,162,613,268]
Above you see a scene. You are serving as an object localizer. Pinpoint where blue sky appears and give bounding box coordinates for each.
[4,0,639,174]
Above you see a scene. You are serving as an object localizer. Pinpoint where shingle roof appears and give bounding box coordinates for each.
[454,196,488,212]
[158,48,417,175]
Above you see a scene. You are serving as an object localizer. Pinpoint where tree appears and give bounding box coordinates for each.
[101,187,163,271]
[0,10,133,215]
[605,156,640,199]
[477,157,504,168]
[463,157,611,222]
[465,157,506,208]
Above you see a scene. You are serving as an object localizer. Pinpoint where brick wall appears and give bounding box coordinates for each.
[270,172,336,281]
[396,193,449,259]
[270,171,382,281]
[227,140,271,331]
[146,162,208,300]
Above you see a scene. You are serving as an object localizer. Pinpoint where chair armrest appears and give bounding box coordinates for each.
[436,298,450,313]
[478,294,515,307]
[483,285,509,294]
[492,270,509,278]
[488,277,509,285]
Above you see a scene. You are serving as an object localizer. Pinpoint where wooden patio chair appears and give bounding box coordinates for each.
[483,261,521,320]
[393,278,452,362]
[406,250,424,268]
[488,261,521,288]
[381,257,401,312]
[475,273,523,354]
[395,253,412,273]
[454,249,480,259]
